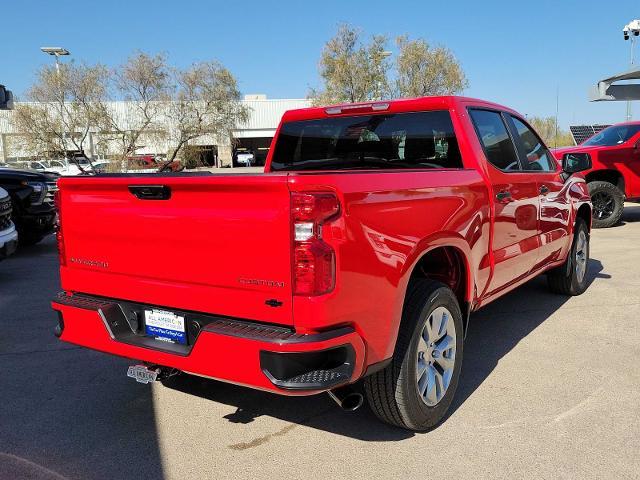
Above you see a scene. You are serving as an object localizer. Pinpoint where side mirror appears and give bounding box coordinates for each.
[562,152,591,174]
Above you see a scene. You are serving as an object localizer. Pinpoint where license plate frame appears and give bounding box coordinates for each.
[144,309,187,345]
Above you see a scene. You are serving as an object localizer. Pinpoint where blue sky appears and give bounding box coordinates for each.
[1,0,638,127]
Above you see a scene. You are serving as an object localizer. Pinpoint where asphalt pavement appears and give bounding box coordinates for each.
[1,205,639,480]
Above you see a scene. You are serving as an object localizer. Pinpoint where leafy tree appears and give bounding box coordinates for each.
[528,116,575,148]
[13,54,249,171]
[310,25,468,104]
[310,24,391,105]
[164,61,250,165]
[395,36,468,97]
[13,62,110,165]
[97,52,172,166]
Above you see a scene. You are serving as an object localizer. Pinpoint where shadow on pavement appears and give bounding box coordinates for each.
[0,235,612,467]
[448,257,606,418]
[0,237,166,480]
[163,257,608,441]
[621,203,640,224]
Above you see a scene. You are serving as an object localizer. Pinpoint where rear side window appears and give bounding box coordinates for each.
[510,116,556,172]
[270,110,463,171]
[469,109,520,171]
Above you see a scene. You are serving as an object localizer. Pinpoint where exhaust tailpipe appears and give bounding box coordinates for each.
[328,386,364,412]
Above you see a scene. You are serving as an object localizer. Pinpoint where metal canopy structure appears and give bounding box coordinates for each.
[590,66,640,101]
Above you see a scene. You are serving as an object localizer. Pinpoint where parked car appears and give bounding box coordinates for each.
[553,121,640,228]
[44,159,83,176]
[235,151,255,167]
[127,155,157,169]
[17,160,49,172]
[0,186,18,260]
[52,96,592,431]
[45,159,109,176]
[0,167,58,245]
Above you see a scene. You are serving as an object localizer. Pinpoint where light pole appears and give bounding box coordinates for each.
[623,20,640,121]
[374,50,392,101]
[40,47,70,75]
[40,47,71,161]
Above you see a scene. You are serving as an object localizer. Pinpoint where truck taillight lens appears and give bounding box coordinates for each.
[294,241,335,295]
[291,192,340,296]
[54,190,66,266]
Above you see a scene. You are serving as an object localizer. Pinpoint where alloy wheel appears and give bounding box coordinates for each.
[415,306,457,407]
[575,230,588,283]
[591,192,615,220]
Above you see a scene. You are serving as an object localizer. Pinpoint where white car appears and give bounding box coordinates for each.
[44,159,110,176]
[236,152,255,167]
[0,187,18,260]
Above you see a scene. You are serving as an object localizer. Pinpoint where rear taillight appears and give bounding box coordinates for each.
[291,192,340,296]
[54,190,66,266]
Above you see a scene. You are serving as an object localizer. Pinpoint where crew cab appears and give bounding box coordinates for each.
[553,121,640,228]
[0,167,58,245]
[52,96,592,431]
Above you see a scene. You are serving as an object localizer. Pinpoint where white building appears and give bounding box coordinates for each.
[0,95,311,166]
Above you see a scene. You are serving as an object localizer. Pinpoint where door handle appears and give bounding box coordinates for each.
[539,184,549,195]
[128,185,172,200]
[496,190,512,202]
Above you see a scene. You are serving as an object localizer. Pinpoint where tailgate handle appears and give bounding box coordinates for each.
[129,185,171,200]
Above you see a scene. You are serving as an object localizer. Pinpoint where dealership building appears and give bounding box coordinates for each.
[0,95,311,166]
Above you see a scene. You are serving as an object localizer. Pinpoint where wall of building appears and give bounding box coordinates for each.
[0,97,311,163]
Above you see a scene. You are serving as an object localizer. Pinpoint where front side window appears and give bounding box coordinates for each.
[582,124,640,147]
[469,109,520,171]
[270,110,463,171]
[510,117,556,172]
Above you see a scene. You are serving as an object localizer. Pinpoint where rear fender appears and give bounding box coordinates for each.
[385,233,474,353]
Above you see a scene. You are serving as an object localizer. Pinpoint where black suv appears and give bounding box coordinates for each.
[0,167,58,245]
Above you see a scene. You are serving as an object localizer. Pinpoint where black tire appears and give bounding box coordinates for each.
[364,279,464,431]
[588,181,624,228]
[18,233,45,246]
[547,218,590,296]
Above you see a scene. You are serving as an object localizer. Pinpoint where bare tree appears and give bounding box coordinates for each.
[97,52,171,166]
[14,54,249,171]
[395,36,468,98]
[310,24,391,105]
[164,61,249,167]
[12,62,109,163]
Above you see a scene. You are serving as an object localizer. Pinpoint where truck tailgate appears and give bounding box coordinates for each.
[58,174,294,325]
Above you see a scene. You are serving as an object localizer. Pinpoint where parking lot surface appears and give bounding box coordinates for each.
[1,205,639,480]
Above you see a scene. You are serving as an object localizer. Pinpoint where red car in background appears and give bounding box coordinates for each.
[553,122,640,228]
[127,155,182,173]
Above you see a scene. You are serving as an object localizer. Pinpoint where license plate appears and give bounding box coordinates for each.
[127,365,158,384]
[144,309,186,344]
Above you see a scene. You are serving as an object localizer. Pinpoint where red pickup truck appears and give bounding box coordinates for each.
[553,121,640,228]
[52,96,592,431]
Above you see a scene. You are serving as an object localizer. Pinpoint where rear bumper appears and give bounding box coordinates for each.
[51,293,366,395]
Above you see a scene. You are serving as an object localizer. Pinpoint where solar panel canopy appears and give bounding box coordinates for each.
[569,124,611,145]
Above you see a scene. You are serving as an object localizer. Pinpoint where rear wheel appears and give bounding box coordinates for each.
[588,181,624,228]
[547,218,590,295]
[364,279,463,431]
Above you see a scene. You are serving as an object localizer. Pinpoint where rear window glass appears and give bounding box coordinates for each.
[270,110,463,171]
